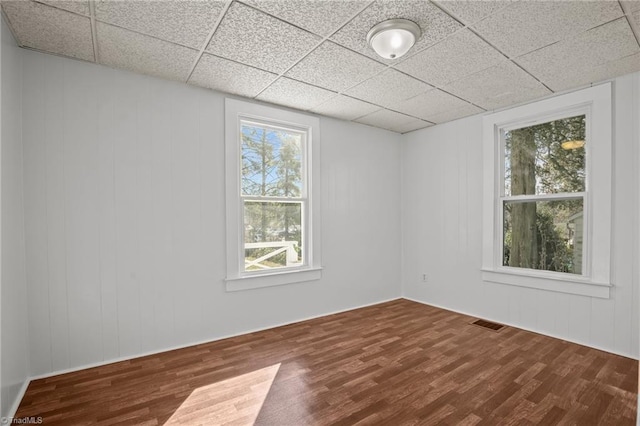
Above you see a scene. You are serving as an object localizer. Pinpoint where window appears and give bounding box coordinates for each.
[502,114,586,275]
[241,122,305,271]
[225,99,321,291]
[482,84,612,298]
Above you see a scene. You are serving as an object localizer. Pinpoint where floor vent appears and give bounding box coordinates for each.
[471,319,505,332]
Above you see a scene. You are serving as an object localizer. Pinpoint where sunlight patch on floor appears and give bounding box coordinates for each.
[164,363,281,425]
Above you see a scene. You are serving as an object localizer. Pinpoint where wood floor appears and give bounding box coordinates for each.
[15,299,638,425]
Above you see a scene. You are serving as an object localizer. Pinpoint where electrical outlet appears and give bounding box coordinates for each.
[421,274,428,283]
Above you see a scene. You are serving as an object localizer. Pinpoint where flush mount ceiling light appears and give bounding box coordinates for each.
[367,19,421,60]
[561,140,585,150]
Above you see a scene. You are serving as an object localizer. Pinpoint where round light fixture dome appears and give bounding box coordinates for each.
[367,19,421,60]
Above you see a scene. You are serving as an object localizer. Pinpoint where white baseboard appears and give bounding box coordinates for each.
[30,296,403,381]
[21,294,634,418]
[402,296,638,361]
[6,379,30,420]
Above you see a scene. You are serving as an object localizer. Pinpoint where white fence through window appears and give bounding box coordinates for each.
[245,241,300,270]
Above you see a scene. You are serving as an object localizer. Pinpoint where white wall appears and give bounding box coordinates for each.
[1,15,29,417]
[21,49,402,376]
[402,74,640,359]
[13,39,640,390]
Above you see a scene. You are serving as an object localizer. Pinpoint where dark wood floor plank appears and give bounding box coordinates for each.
[14,299,638,425]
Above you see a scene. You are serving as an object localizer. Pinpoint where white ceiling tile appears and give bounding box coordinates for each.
[472,1,624,57]
[443,61,551,111]
[189,53,277,98]
[97,23,198,82]
[5,0,638,130]
[285,41,386,92]
[625,6,640,53]
[628,8,640,30]
[311,95,379,121]
[2,1,94,61]
[206,2,321,74]
[394,119,433,134]
[243,0,370,37]
[355,108,429,133]
[391,89,474,121]
[517,18,640,92]
[256,77,335,111]
[345,69,432,108]
[395,29,505,87]
[433,0,514,26]
[419,102,483,124]
[37,0,89,16]
[330,0,462,64]
[621,1,640,13]
[543,52,640,93]
[95,0,225,49]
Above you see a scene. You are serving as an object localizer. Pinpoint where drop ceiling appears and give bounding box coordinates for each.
[3,0,640,134]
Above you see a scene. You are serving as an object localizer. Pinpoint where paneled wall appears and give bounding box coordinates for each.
[22,49,402,376]
[401,74,640,359]
[1,16,29,417]
[14,42,640,387]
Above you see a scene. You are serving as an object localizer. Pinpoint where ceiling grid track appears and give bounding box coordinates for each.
[1,0,638,133]
[88,0,99,63]
[463,24,555,94]
[185,0,234,83]
[251,0,376,100]
[245,0,467,127]
[619,1,640,47]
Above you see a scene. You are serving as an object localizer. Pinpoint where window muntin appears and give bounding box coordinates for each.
[499,113,587,276]
[239,120,308,274]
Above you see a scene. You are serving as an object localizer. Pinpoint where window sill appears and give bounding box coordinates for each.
[225,267,323,292]
[481,268,610,299]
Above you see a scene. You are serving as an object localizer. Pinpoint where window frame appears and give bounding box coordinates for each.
[225,99,322,292]
[482,83,612,298]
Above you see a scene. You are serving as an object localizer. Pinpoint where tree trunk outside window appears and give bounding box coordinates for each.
[509,128,537,269]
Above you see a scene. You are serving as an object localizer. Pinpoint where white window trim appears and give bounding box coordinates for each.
[482,83,612,299]
[225,98,322,292]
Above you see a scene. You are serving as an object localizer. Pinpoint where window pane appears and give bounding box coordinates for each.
[244,201,302,271]
[503,199,583,274]
[504,115,585,196]
[241,124,303,197]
